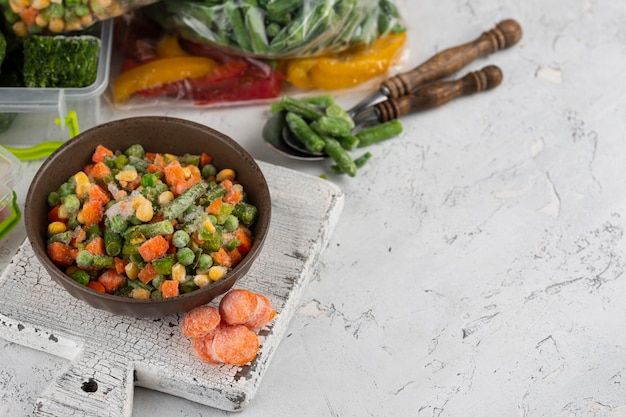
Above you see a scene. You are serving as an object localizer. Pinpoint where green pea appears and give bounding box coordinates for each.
[71,270,90,286]
[63,194,80,214]
[172,230,190,248]
[57,182,75,197]
[152,275,166,290]
[47,191,61,207]
[223,214,239,232]
[197,253,213,271]
[201,164,217,178]
[124,144,145,158]
[177,247,195,266]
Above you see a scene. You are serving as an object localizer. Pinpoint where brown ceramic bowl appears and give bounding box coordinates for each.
[25,116,271,318]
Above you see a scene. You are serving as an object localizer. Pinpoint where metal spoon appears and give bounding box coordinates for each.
[265,65,503,159]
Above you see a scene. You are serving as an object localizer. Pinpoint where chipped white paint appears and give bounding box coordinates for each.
[537,66,563,84]
[0,162,343,416]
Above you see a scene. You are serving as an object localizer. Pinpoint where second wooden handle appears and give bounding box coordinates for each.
[375,65,503,122]
[381,19,521,98]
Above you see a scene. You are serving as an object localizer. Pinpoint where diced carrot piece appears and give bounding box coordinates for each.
[221,179,233,191]
[47,242,76,267]
[233,227,252,256]
[92,145,114,163]
[19,7,38,26]
[161,279,179,298]
[80,200,103,226]
[88,184,111,206]
[89,162,111,180]
[87,281,106,293]
[207,197,222,215]
[114,257,126,274]
[83,163,95,176]
[97,269,126,294]
[138,262,159,284]
[223,186,242,205]
[200,153,213,167]
[138,235,169,262]
[211,247,232,268]
[145,152,157,162]
[164,160,185,187]
[229,248,243,267]
[48,205,66,223]
[85,236,106,256]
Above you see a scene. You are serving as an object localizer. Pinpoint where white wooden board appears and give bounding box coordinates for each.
[0,161,344,416]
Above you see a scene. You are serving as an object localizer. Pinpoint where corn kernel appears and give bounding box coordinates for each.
[208,265,228,281]
[35,14,48,27]
[115,169,138,183]
[135,201,154,222]
[76,210,86,224]
[194,274,210,288]
[203,219,215,234]
[131,288,151,299]
[158,191,174,206]
[47,221,66,235]
[182,167,192,180]
[216,168,236,182]
[130,234,146,245]
[171,263,186,283]
[32,0,51,9]
[125,262,139,279]
[57,205,69,220]
[47,18,65,33]
[74,171,91,199]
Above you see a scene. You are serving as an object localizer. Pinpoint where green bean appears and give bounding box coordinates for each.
[135,220,174,238]
[180,276,199,294]
[330,151,372,174]
[63,194,80,214]
[153,254,175,275]
[47,231,72,245]
[124,144,145,158]
[266,0,300,16]
[233,202,258,227]
[177,247,196,266]
[92,255,114,269]
[128,278,152,292]
[85,223,101,240]
[356,120,403,147]
[163,182,206,220]
[285,112,326,154]
[325,103,355,129]
[302,95,335,108]
[181,153,200,167]
[224,0,252,52]
[108,214,127,234]
[151,275,166,291]
[279,96,324,121]
[310,116,353,138]
[339,134,359,151]
[128,155,149,173]
[323,136,357,177]
[104,228,122,257]
[243,1,268,54]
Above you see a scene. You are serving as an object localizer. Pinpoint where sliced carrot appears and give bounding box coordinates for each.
[80,200,103,226]
[182,305,221,338]
[97,269,126,294]
[47,242,76,267]
[88,184,111,207]
[233,227,252,256]
[85,236,106,256]
[138,263,158,285]
[245,293,275,330]
[211,247,232,268]
[212,324,259,365]
[161,279,180,298]
[192,332,222,364]
[89,162,111,180]
[92,145,114,163]
[138,235,169,262]
[87,281,106,293]
[219,289,258,326]
[207,197,223,216]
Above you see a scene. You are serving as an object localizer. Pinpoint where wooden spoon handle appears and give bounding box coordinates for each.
[375,65,503,122]
[381,19,521,98]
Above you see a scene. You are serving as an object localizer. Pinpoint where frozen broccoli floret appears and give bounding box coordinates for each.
[22,35,100,88]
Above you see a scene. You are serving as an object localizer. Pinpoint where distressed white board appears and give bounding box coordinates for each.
[0,161,344,416]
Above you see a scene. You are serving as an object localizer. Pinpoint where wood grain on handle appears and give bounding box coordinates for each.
[375,65,503,122]
[381,19,521,98]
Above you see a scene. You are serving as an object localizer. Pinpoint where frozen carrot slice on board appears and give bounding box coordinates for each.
[219,289,258,325]
[182,305,221,338]
[212,324,259,365]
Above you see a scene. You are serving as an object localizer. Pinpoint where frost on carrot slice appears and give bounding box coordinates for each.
[138,235,169,262]
[245,293,276,330]
[192,332,222,364]
[182,305,221,338]
[161,279,179,298]
[212,324,259,365]
[219,289,258,325]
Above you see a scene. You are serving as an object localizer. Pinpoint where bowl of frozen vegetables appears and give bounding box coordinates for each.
[24,116,271,318]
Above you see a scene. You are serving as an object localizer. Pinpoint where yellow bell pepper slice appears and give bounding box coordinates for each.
[112,57,218,103]
[155,35,190,59]
[285,32,407,91]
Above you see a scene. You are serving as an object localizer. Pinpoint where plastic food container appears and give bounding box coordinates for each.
[0,20,113,150]
[0,145,22,240]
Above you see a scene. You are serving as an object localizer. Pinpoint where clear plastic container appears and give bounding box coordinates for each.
[0,20,113,148]
[0,146,23,239]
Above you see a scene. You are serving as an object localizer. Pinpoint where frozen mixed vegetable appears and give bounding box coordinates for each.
[23,34,99,88]
[45,143,259,300]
